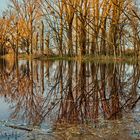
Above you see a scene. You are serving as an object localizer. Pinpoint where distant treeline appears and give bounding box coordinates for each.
[0,0,140,57]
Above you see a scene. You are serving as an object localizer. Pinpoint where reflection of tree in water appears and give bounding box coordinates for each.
[0,60,140,128]
[55,62,140,125]
[0,60,53,126]
[0,58,15,74]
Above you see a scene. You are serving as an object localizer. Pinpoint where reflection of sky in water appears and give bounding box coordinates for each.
[0,98,10,120]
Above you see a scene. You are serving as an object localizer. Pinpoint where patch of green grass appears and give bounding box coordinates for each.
[0,53,138,64]
[35,55,75,61]
[35,54,137,64]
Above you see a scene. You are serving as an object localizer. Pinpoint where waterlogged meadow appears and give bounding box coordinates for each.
[0,59,140,139]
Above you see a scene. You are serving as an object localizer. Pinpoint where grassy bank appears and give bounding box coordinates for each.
[0,53,138,64]
[35,54,137,64]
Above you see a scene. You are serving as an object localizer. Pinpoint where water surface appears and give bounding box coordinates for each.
[0,59,140,139]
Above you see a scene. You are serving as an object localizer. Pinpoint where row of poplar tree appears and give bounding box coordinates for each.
[0,0,140,57]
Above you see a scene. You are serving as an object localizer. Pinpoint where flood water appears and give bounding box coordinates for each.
[0,59,140,139]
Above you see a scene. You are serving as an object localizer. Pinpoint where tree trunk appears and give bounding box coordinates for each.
[40,21,44,55]
[67,25,73,56]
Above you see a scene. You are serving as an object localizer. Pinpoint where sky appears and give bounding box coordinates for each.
[0,0,9,14]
